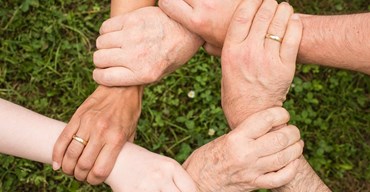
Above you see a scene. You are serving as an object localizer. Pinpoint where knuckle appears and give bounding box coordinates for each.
[162,159,178,171]
[276,151,288,166]
[77,160,93,171]
[110,133,126,146]
[273,132,289,148]
[191,16,205,28]
[261,109,276,125]
[233,8,252,25]
[96,118,110,132]
[91,166,110,180]
[158,0,170,8]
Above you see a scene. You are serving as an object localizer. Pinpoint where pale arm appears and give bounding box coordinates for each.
[0,98,197,191]
[298,13,370,74]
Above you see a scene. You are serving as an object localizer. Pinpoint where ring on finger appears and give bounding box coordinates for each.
[265,33,283,43]
[72,135,88,146]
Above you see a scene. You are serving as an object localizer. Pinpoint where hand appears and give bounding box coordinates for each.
[105,142,197,192]
[183,107,304,192]
[93,6,203,87]
[221,0,303,128]
[52,86,143,184]
[158,0,242,56]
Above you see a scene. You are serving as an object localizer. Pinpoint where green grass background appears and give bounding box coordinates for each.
[0,0,369,191]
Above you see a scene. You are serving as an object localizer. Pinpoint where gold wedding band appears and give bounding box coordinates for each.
[265,33,283,43]
[72,135,88,146]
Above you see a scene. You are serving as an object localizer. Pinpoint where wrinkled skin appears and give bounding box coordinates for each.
[93,6,203,86]
[220,0,302,128]
[159,0,243,55]
[53,86,143,184]
[183,107,304,192]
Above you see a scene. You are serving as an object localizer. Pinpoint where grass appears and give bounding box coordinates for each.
[0,0,369,191]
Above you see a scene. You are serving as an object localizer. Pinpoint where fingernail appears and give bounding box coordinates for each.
[291,14,300,20]
[52,161,60,171]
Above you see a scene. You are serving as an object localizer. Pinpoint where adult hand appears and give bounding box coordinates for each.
[183,107,304,192]
[221,0,303,128]
[53,86,143,185]
[93,7,203,87]
[106,142,197,192]
[158,0,242,56]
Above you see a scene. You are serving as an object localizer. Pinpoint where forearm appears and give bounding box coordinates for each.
[0,98,65,164]
[272,156,331,192]
[0,98,136,187]
[298,13,370,74]
[110,0,156,17]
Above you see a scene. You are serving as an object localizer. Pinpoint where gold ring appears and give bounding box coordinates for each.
[72,135,88,146]
[265,33,282,43]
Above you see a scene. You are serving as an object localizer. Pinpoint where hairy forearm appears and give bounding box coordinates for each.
[110,0,156,17]
[298,13,370,74]
[272,156,331,192]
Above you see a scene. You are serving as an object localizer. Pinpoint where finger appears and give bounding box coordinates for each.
[264,2,293,54]
[254,158,301,189]
[96,31,125,49]
[93,68,141,87]
[74,137,104,181]
[257,140,304,173]
[86,144,122,185]
[99,15,127,35]
[248,0,278,42]
[254,125,301,157]
[61,127,90,176]
[203,43,222,57]
[173,168,197,192]
[233,107,290,139]
[158,0,193,29]
[93,48,126,68]
[280,14,303,65]
[52,116,81,171]
[224,0,263,44]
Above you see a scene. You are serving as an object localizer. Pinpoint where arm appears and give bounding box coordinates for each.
[272,156,331,192]
[298,13,370,74]
[52,0,155,185]
[219,1,330,191]
[0,98,197,191]
[159,0,370,74]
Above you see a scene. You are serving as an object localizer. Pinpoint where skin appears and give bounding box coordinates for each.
[0,98,197,192]
[218,0,331,191]
[183,108,304,191]
[158,0,370,74]
[0,98,303,192]
[93,7,203,86]
[220,0,299,129]
[181,1,308,191]
[52,0,155,185]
